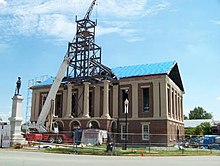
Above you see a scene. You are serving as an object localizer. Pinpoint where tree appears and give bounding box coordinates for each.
[194,122,212,135]
[188,107,213,119]
[185,122,212,136]
[184,115,188,120]
[185,128,195,136]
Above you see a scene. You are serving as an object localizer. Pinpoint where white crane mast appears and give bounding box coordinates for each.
[35,57,70,133]
[29,0,107,133]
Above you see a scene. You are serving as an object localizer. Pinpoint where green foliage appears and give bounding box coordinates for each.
[185,128,195,136]
[194,125,203,135]
[189,107,213,119]
[184,115,188,120]
[185,122,212,136]
[194,122,212,135]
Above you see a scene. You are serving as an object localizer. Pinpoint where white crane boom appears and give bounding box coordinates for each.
[36,57,70,132]
[30,0,97,133]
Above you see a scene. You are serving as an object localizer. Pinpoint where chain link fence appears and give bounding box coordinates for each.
[27,130,220,155]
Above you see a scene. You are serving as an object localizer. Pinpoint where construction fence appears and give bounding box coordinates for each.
[36,130,220,153]
[72,131,220,155]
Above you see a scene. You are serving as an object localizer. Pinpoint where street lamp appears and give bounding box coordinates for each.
[124,98,129,150]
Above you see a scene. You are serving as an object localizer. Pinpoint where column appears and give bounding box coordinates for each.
[66,83,73,118]
[101,80,111,119]
[83,82,90,118]
[8,95,26,146]
[161,79,168,118]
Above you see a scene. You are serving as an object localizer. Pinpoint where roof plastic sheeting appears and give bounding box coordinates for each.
[33,61,176,87]
[112,61,176,78]
[32,77,54,87]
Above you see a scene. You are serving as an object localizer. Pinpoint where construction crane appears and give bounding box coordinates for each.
[66,0,116,82]
[84,0,96,20]
[25,0,116,143]
[36,0,100,133]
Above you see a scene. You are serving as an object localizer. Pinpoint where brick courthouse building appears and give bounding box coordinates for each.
[30,61,184,146]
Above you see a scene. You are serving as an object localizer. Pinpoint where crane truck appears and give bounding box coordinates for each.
[24,0,97,144]
[24,57,75,143]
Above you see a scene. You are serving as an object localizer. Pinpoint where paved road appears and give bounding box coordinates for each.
[0,149,220,166]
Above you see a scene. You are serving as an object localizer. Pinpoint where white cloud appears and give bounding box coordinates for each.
[127,37,144,43]
[0,0,7,6]
[38,14,75,41]
[98,0,148,18]
[144,1,170,16]
[217,97,220,101]
[0,0,170,43]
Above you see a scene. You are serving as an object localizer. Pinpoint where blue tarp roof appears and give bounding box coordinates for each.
[33,77,54,87]
[33,61,176,87]
[112,61,176,78]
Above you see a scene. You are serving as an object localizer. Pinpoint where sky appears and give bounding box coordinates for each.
[0,0,220,121]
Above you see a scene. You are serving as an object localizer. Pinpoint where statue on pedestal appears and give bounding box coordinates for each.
[9,76,26,146]
[15,77,21,96]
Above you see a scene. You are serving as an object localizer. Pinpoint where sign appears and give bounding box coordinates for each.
[0,124,11,148]
[0,125,2,147]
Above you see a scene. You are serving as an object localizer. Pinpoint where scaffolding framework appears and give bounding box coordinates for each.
[25,75,50,122]
[65,0,117,83]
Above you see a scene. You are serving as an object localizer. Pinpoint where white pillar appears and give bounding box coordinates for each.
[101,80,111,119]
[8,95,26,146]
[83,82,90,118]
[66,83,73,118]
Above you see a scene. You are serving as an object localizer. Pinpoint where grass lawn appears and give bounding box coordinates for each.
[44,145,220,156]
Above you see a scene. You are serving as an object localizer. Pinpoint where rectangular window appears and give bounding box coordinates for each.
[172,91,174,117]
[170,123,172,141]
[39,93,47,116]
[180,97,183,120]
[175,93,178,119]
[177,96,180,120]
[143,88,149,112]
[55,94,62,118]
[142,124,150,140]
[71,90,78,117]
[89,91,94,117]
[167,88,171,116]
[121,124,127,140]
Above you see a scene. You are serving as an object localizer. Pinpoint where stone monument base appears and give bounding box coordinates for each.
[10,134,26,146]
[9,95,27,147]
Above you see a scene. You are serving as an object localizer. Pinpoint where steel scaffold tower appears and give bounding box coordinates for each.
[25,75,50,123]
[65,0,117,83]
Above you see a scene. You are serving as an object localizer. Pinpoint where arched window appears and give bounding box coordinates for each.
[70,121,81,131]
[88,121,100,129]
